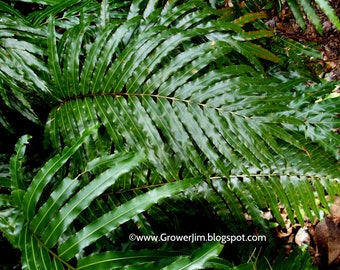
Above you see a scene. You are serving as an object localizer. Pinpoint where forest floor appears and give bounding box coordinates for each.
[270,0,340,82]
[261,1,340,268]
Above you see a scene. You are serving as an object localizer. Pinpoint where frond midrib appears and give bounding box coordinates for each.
[31,231,76,270]
[54,91,289,117]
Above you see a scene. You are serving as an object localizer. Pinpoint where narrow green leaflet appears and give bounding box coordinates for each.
[300,0,322,34]
[27,0,85,26]
[10,135,31,190]
[40,152,144,247]
[77,249,179,270]
[286,0,306,31]
[99,0,109,29]
[29,177,80,234]
[88,16,141,94]
[0,109,15,134]
[0,1,28,21]
[79,24,117,95]
[230,177,268,231]
[235,42,280,63]
[22,125,98,220]
[232,12,268,26]
[163,241,224,270]
[0,15,50,123]
[233,30,273,41]
[58,177,201,261]
[0,194,12,208]
[62,23,88,97]
[281,176,305,226]
[0,156,11,188]
[256,179,286,227]
[16,0,67,5]
[315,0,340,30]
[272,35,322,59]
[47,16,63,99]
[210,179,248,233]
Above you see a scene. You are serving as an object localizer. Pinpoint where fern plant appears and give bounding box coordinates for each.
[0,0,339,269]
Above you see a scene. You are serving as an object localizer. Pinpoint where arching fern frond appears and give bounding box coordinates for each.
[1,131,207,269]
[41,1,339,253]
[44,0,339,181]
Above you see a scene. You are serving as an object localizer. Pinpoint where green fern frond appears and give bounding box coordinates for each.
[0,14,49,126]
[232,11,268,26]
[44,2,337,181]
[1,130,210,269]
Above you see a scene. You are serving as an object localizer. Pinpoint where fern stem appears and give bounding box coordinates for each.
[32,233,77,270]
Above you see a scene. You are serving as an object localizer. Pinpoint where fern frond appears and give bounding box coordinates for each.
[208,152,339,232]
[44,1,338,181]
[0,14,50,126]
[0,131,210,269]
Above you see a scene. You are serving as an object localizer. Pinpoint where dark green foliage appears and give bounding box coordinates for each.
[0,0,339,269]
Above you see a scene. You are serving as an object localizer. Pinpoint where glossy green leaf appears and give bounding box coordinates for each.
[163,241,224,270]
[41,152,143,247]
[233,30,273,41]
[58,177,200,260]
[77,249,178,269]
[10,135,31,190]
[286,0,306,31]
[47,16,63,99]
[0,15,50,123]
[301,0,322,34]
[315,0,340,30]
[23,125,98,220]
[29,177,80,234]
